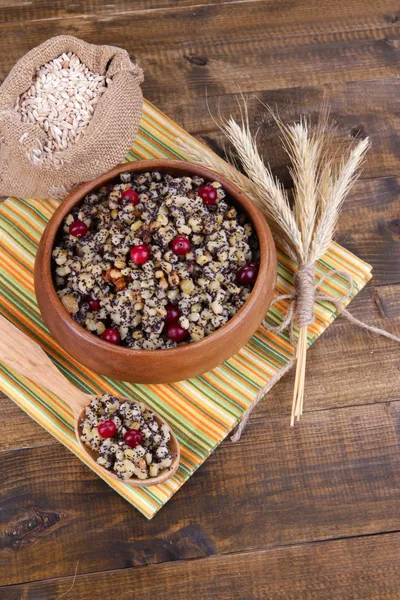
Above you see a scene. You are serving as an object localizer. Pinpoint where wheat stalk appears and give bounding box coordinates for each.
[177,102,369,424]
[219,111,303,261]
[311,137,370,261]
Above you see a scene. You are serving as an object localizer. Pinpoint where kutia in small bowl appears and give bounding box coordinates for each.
[34,160,277,383]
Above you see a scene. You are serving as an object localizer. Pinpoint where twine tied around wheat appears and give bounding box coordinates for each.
[253,267,400,433]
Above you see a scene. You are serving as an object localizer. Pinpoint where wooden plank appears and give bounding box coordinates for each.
[165,79,400,183]
[0,0,397,27]
[335,178,400,285]
[0,0,248,24]
[1,401,400,585]
[0,394,56,451]
[0,1,399,101]
[4,531,400,599]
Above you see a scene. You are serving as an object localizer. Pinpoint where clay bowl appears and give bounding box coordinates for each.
[34,159,277,383]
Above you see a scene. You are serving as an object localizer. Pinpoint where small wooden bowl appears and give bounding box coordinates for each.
[75,402,180,487]
[34,160,277,383]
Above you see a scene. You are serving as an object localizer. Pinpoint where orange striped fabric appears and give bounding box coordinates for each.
[0,100,372,518]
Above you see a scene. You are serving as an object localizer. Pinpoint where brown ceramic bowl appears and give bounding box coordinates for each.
[34,160,277,383]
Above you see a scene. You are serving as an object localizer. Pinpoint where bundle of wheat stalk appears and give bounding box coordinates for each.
[178,104,370,425]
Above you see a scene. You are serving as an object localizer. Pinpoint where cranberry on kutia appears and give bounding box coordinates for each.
[69,220,88,237]
[101,327,121,344]
[122,188,139,205]
[124,429,143,448]
[167,323,188,342]
[198,184,218,206]
[88,298,100,311]
[171,236,191,255]
[98,420,117,438]
[237,262,259,285]
[165,304,180,325]
[130,244,150,265]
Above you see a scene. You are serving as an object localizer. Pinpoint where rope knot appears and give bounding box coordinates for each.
[262,268,355,345]
[232,268,400,442]
[294,263,315,328]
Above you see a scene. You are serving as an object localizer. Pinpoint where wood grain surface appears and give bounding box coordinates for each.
[0,1,399,598]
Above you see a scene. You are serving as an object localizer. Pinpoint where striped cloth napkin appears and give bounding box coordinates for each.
[0,100,372,518]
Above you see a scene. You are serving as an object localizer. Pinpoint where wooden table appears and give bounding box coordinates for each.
[0,1,399,598]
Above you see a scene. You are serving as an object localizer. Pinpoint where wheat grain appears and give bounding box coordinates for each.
[16,52,111,166]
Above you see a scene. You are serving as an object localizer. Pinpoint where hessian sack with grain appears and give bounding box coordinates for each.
[0,35,143,199]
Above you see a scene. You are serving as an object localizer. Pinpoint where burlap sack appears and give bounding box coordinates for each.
[0,35,143,198]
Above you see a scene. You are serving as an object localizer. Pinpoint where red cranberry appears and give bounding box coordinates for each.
[88,298,100,311]
[171,236,191,255]
[122,188,139,205]
[98,420,117,438]
[101,327,121,344]
[124,429,143,448]
[165,304,180,325]
[198,184,218,206]
[69,220,88,237]
[237,262,259,285]
[167,323,188,342]
[130,244,150,265]
[247,261,260,273]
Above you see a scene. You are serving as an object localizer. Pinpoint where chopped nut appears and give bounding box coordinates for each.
[138,458,147,470]
[103,268,126,291]
[53,248,68,265]
[168,271,180,287]
[142,231,152,244]
[149,221,161,231]
[61,294,79,314]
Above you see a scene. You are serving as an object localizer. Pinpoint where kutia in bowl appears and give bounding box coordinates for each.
[54,169,260,348]
[34,160,277,383]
